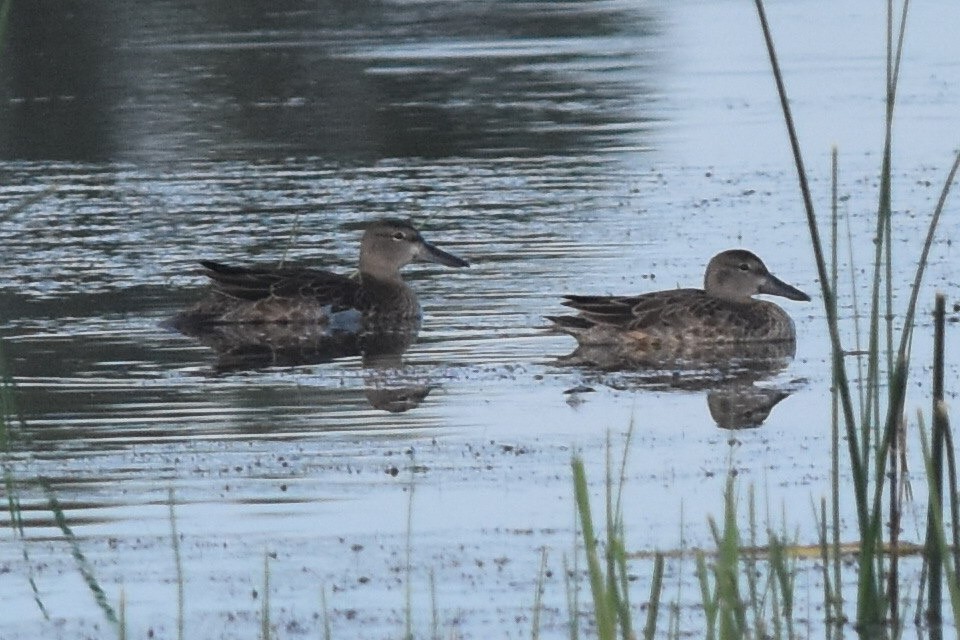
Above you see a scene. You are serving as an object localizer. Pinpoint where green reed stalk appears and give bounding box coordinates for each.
[815,499,840,636]
[320,585,332,640]
[404,471,415,640]
[685,472,807,640]
[608,431,634,640]
[563,553,580,640]
[918,407,960,627]
[721,520,745,638]
[430,569,439,640]
[44,480,118,624]
[755,0,960,633]
[667,505,686,640]
[260,552,271,640]
[118,587,126,640]
[709,473,746,640]
[168,489,184,640]
[277,209,304,269]
[923,295,946,624]
[888,391,903,625]
[934,401,960,619]
[744,487,764,637]
[564,487,582,640]
[768,532,796,640]
[828,149,845,635]
[754,0,883,626]
[752,0,867,539]
[865,153,960,629]
[871,152,960,518]
[1,342,48,619]
[611,540,631,640]
[571,446,637,640]
[877,5,903,601]
[945,417,960,579]
[532,547,548,640]
[642,553,664,640]
[695,549,718,640]
[747,487,758,601]
[868,20,960,568]
[572,457,616,640]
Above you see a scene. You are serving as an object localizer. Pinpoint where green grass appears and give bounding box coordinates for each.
[570,429,638,640]
[44,480,119,624]
[567,3,960,634]
[260,551,272,640]
[320,584,332,640]
[571,446,812,640]
[753,0,960,634]
[532,546,549,640]
[168,489,185,640]
[0,340,49,620]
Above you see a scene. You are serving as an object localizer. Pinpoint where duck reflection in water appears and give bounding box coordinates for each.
[549,249,810,429]
[561,345,801,430]
[707,385,791,430]
[166,219,469,413]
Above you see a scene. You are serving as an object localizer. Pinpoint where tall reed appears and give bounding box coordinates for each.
[570,432,637,640]
[753,0,960,634]
[260,552,272,640]
[168,489,185,640]
[1,341,49,619]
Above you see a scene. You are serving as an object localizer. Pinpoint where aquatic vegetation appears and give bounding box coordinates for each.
[566,0,960,637]
[754,0,960,634]
[570,445,803,640]
[0,341,47,620]
[3,1,960,639]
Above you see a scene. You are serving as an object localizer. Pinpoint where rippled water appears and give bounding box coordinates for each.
[2,0,960,638]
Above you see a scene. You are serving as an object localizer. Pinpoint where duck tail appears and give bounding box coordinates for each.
[545,314,594,335]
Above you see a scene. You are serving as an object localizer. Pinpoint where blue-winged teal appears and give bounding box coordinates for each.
[169,219,468,332]
[548,249,810,350]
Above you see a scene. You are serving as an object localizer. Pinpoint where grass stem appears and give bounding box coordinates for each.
[168,488,185,640]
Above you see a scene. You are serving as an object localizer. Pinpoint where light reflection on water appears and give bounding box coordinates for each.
[1,0,960,637]
[0,1,664,162]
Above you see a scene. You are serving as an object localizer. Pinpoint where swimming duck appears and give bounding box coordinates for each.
[548,249,809,351]
[168,218,468,333]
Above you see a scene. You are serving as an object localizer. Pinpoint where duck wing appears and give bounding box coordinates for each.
[557,293,639,327]
[623,289,722,332]
[199,261,362,311]
[563,290,717,329]
[562,289,758,335]
[624,290,777,340]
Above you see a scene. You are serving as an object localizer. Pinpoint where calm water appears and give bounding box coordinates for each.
[2,1,960,638]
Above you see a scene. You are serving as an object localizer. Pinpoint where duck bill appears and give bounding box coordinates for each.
[417,240,469,268]
[759,274,810,301]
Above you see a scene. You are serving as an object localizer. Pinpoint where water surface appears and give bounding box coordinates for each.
[2,1,960,638]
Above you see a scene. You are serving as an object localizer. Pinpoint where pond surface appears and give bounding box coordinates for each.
[2,0,960,638]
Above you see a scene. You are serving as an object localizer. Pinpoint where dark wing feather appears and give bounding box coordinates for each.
[563,289,773,337]
[625,290,771,339]
[199,261,362,310]
[561,294,639,326]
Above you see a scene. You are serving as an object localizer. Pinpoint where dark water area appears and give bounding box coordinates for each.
[0,0,661,162]
[2,0,960,638]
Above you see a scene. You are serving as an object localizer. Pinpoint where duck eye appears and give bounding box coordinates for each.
[738,263,750,271]
[392,231,405,241]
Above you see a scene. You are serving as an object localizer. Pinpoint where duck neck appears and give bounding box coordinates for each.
[705,289,752,304]
[359,271,420,325]
[360,271,410,296]
[359,259,403,284]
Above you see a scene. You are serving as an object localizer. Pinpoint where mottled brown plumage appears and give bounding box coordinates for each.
[548,250,809,356]
[168,219,468,333]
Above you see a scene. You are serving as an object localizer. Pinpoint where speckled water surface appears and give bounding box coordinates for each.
[2,0,960,638]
